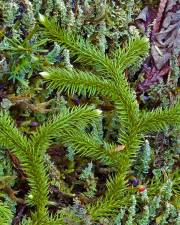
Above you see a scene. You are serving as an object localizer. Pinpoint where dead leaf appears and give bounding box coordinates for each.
[110,145,125,153]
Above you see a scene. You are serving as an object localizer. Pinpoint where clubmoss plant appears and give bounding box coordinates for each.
[38,16,180,220]
[0,106,101,224]
[0,203,13,225]
[0,7,180,222]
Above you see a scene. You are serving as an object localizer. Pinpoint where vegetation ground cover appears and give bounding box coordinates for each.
[0,1,179,224]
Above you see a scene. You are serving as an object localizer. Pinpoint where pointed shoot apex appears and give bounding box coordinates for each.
[39,14,46,24]
[39,71,50,78]
[96,109,102,116]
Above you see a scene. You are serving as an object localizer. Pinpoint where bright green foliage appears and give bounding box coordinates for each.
[0,12,180,223]
[0,111,49,221]
[140,104,180,133]
[58,130,119,166]
[0,107,100,224]
[39,17,149,133]
[39,16,180,220]
[30,106,101,153]
[0,203,13,225]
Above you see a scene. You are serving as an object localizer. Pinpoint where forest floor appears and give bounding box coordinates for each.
[0,0,179,224]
